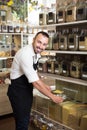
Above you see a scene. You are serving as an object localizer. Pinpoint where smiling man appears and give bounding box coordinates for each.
[7,31,64,130]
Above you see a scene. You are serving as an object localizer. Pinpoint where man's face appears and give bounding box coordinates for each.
[33,33,49,54]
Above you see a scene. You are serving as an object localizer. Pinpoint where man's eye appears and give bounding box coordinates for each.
[37,40,41,44]
[44,44,48,47]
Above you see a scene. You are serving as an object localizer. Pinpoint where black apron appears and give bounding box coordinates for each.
[7,75,33,121]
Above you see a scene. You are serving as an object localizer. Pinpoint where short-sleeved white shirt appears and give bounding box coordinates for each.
[10,44,41,83]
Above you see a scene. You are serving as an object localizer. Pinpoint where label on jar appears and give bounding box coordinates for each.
[63,70,66,73]
[69,45,74,48]
[82,74,87,78]
[79,46,85,48]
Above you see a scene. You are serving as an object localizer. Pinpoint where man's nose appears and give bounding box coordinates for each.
[40,44,44,49]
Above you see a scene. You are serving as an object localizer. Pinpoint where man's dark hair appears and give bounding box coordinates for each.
[35,31,49,39]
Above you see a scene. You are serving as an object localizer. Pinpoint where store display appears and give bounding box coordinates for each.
[0,0,87,130]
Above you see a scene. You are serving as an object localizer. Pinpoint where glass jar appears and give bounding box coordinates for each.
[54,56,63,75]
[76,0,87,21]
[14,23,21,33]
[0,24,1,32]
[59,29,68,50]
[56,2,67,23]
[52,32,59,50]
[38,57,48,73]
[67,28,79,51]
[79,29,87,51]
[7,21,14,33]
[61,60,70,76]
[47,7,56,24]
[47,56,55,74]
[81,60,87,80]
[47,30,55,50]
[70,56,81,78]
[0,10,7,22]
[1,22,8,33]
[39,7,47,25]
[66,0,78,22]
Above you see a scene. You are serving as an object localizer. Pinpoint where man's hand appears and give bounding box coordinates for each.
[51,95,64,103]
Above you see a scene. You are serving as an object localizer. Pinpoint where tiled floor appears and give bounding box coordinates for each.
[0,114,37,130]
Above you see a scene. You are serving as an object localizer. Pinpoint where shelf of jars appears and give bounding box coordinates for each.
[0,31,29,57]
[0,32,29,36]
[0,32,21,35]
[28,20,87,29]
[39,72,87,86]
[42,50,87,55]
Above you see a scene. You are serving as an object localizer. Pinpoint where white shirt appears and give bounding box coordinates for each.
[10,44,41,83]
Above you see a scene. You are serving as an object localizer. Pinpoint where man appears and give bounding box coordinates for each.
[7,31,63,130]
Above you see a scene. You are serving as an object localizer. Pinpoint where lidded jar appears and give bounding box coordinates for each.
[59,28,68,50]
[54,54,63,75]
[60,55,71,76]
[38,57,48,73]
[76,0,87,21]
[47,56,55,74]
[56,1,67,23]
[47,5,56,24]
[67,28,79,51]
[52,32,59,50]
[81,57,87,80]
[70,55,82,78]
[0,24,1,32]
[47,30,55,50]
[79,29,87,51]
[1,22,8,33]
[66,0,78,22]
[39,7,47,25]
